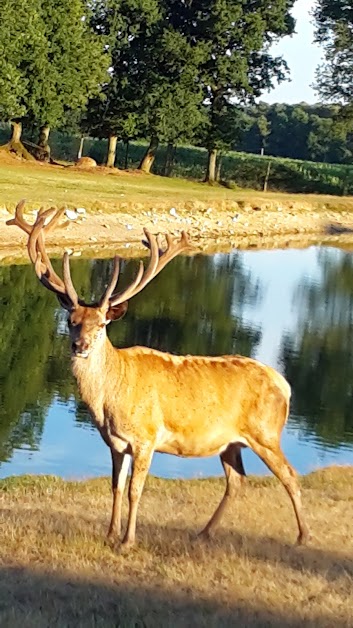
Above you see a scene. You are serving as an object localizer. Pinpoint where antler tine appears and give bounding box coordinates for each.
[99,256,121,309]
[6,199,32,234]
[43,206,66,232]
[32,208,65,272]
[34,251,65,295]
[63,253,79,307]
[6,200,65,236]
[108,231,159,306]
[156,230,190,272]
[109,229,191,307]
[28,214,67,294]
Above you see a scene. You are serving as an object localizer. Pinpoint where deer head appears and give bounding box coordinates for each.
[7,200,191,358]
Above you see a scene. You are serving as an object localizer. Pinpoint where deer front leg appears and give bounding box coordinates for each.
[122,444,154,548]
[107,450,130,540]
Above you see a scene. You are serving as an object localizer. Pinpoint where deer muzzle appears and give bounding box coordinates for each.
[71,340,90,358]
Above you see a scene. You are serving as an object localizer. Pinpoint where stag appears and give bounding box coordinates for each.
[7,200,310,549]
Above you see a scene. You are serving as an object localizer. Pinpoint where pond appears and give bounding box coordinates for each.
[0,245,353,480]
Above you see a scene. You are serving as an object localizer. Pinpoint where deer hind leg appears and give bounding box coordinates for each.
[199,443,245,538]
[122,444,154,548]
[248,439,310,545]
[107,450,130,540]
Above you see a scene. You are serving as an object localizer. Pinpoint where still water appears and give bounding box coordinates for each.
[0,246,353,480]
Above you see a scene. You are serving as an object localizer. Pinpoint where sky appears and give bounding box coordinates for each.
[262,0,323,105]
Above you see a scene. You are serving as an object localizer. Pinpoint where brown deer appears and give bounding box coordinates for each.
[7,200,310,549]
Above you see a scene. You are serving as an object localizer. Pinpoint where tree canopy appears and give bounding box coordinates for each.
[0,0,108,155]
[313,0,353,106]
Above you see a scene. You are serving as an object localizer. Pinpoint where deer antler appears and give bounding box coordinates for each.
[8,200,192,311]
[7,199,78,307]
[104,229,191,307]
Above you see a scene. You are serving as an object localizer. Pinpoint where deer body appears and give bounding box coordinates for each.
[7,200,310,549]
[73,341,290,459]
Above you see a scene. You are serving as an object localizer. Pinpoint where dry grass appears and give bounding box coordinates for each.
[0,467,352,627]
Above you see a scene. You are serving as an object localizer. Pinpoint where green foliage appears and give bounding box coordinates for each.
[85,0,205,150]
[30,0,109,128]
[313,0,353,104]
[0,0,46,120]
[165,0,295,159]
[0,0,108,129]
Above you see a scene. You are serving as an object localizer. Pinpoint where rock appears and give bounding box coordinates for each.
[76,207,86,215]
[65,209,78,221]
[75,157,97,168]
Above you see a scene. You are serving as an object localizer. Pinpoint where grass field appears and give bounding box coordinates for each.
[0,467,352,627]
[12,127,353,197]
[1,158,353,217]
[2,123,353,196]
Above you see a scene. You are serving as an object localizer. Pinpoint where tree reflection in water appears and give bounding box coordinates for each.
[0,252,262,463]
[282,248,353,448]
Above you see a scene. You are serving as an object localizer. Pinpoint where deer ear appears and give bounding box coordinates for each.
[106,301,128,322]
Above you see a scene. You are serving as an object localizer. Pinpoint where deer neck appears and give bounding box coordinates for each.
[71,331,116,409]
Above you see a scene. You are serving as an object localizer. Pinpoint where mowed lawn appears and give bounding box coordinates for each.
[0,467,352,627]
[1,160,353,214]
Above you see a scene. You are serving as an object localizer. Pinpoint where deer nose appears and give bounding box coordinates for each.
[72,340,89,355]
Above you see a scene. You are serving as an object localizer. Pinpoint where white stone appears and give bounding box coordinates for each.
[65,209,78,221]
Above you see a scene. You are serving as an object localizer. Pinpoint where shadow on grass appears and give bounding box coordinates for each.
[2,504,352,584]
[137,523,353,583]
[0,563,348,628]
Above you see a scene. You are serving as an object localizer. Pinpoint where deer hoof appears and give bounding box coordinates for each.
[296,530,311,546]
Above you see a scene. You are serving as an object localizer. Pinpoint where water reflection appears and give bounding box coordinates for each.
[282,248,353,449]
[0,247,353,479]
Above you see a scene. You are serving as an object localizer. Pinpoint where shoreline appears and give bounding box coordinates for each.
[2,195,353,263]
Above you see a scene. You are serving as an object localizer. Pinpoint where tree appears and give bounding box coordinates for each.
[137,28,206,173]
[313,0,353,106]
[87,1,205,171]
[165,0,296,182]
[0,0,109,160]
[0,0,45,159]
[86,0,162,167]
[32,0,109,160]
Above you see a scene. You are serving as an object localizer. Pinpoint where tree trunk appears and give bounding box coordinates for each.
[124,140,130,170]
[0,120,35,161]
[35,125,51,162]
[77,137,85,160]
[106,135,118,168]
[138,136,159,173]
[216,152,223,182]
[162,142,176,177]
[263,161,271,192]
[11,120,22,144]
[205,148,217,183]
